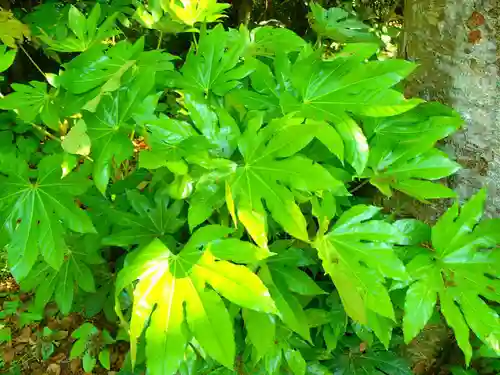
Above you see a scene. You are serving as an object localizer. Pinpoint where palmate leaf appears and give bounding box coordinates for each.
[227,26,306,59]
[0,155,95,281]
[228,114,347,248]
[115,229,276,374]
[309,3,380,43]
[102,189,184,247]
[365,102,463,200]
[290,50,422,119]
[37,4,119,53]
[0,10,31,47]
[60,37,175,111]
[402,189,500,365]
[138,90,237,172]
[60,39,143,95]
[256,243,320,343]
[20,235,103,314]
[83,65,162,194]
[161,0,230,27]
[234,47,420,175]
[0,81,60,130]
[314,205,408,324]
[332,350,412,375]
[0,45,16,73]
[173,24,256,96]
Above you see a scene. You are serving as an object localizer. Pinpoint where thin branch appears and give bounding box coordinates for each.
[31,123,60,143]
[349,179,369,194]
[19,44,46,80]
[157,31,163,49]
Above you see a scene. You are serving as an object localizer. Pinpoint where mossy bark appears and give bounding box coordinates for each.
[402,0,499,217]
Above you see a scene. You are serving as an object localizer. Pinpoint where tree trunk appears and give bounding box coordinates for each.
[402,0,499,217]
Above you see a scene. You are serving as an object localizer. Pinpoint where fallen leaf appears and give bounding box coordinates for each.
[14,343,26,353]
[359,342,367,352]
[3,347,15,363]
[467,11,485,28]
[468,29,482,43]
[70,358,81,373]
[50,352,66,363]
[47,363,61,375]
[16,326,32,343]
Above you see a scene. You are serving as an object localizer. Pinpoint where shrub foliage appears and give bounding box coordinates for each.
[0,1,499,374]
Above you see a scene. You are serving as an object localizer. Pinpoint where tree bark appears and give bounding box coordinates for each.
[402,0,499,217]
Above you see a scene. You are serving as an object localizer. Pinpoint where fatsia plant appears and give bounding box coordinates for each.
[0,1,498,374]
[401,189,500,365]
[115,227,276,372]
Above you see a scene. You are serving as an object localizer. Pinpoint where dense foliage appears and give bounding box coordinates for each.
[0,1,499,374]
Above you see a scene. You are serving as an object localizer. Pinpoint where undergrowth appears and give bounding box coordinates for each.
[0,1,498,374]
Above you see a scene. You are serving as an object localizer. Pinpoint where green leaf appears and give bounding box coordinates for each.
[440,289,472,365]
[270,265,325,296]
[243,309,276,359]
[0,327,11,343]
[62,119,91,156]
[84,69,157,194]
[242,27,306,57]
[332,350,412,375]
[403,190,500,359]
[0,10,30,47]
[68,6,86,40]
[432,189,486,257]
[0,156,95,280]
[175,25,256,96]
[403,280,437,343]
[99,348,111,370]
[83,351,96,373]
[259,266,311,341]
[70,339,87,359]
[285,349,306,375]
[184,93,240,157]
[208,238,274,263]
[366,105,462,199]
[315,205,407,323]
[21,235,102,313]
[38,3,118,53]
[103,190,184,247]
[0,45,16,73]
[0,81,60,130]
[309,3,380,43]
[292,51,420,119]
[186,287,235,369]
[225,115,345,245]
[393,219,431,245]
[60,39,142,95]
[332,112,368,174]
[195,252,276,313]
[116,238,275,372]
[161,0,230,27]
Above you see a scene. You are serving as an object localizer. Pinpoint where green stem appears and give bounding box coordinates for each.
[192,32,198,50]
[157,31,163,49]
[31,123,60,143]
[19,44,46,80]
[349,179,369,194]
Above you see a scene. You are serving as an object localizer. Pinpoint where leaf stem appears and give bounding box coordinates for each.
[157,31,163,49]
[188,342,203,360]
[349,179,369,194]
[31,122,60,143]
[192,33,198,50]
[19,44,47,80]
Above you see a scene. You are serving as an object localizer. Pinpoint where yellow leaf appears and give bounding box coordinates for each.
[0,10,30,47]
[225,180,237,228]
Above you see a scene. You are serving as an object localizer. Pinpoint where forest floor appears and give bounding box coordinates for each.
[0,275,130,375]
